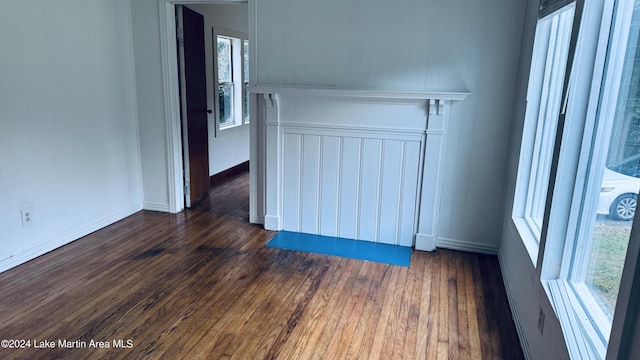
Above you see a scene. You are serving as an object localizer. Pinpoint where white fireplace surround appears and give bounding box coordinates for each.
[250,85,469,251]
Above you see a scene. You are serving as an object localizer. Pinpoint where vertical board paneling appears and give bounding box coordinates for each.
[347,0,380,88]
[374,0,401,89]
[282,0,298,85]
[338,137,361,239]
[300,135,321,233]
[294,0,320,84]
[282,134,302,231]
[281,127,423,247]
[358,139,382,241]
[378,140,404,245]
[319,0,349,86]
[319,136,341,236]
[400,141,423,247]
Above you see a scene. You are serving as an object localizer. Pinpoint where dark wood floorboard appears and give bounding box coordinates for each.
[0,172,523,359]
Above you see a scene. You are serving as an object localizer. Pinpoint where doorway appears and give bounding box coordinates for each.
[158,0,259,220]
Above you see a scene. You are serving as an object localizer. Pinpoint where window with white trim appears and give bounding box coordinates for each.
[515,0,640,357]
[214,32,248,129]
[513,4,576,254]
[243,39,249,123]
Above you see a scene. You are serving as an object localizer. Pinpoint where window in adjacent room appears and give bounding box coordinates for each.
[214,33,247,130]
[243,39,250,123]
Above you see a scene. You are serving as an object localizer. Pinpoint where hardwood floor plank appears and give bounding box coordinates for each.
[402,252,425,360]
[304,260,365,360]
[322,261,378,359]
[349,263,394,360]
[0,172,523,360]
[369,264,403,360]
[426,250,441,360]
[272,257,353,360]
[464,253,483,360]
[456,253,471,360]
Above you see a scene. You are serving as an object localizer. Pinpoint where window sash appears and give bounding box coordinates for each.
[538,0,637,357]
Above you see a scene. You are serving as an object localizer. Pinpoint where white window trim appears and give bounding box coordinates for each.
[242,39,250,124]
[513,4,576,265]
[541,0,637,358]
[213,27,248,132]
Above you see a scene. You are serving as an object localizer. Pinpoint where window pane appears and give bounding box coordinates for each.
[243,84,249,121]
[583,1,640,318]
[217,37,232,83]
[243,40,249,122]
[243,40,249,81]
[520,5,575,240]
[219,83,234,127]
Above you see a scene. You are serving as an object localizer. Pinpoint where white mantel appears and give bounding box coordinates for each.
[250,85,469,101]
[250,85,469,251]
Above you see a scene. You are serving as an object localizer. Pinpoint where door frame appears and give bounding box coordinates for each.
[158,0,260,221]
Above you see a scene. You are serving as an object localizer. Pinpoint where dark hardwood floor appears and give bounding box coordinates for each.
[0,172,523,359]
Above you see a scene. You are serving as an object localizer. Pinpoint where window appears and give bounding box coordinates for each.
[217,36,234,128]
[515,0,640,357]
[513,4,576,254]
[243,39,249,123]
[561,0,639,353]
[214,32,249,129]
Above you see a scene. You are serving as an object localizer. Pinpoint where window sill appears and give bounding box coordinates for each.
[546,279,607,359]
[219,121,246,131]
[512,216,540,267]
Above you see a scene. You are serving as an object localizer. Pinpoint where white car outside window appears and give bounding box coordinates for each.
[598,155,640,220]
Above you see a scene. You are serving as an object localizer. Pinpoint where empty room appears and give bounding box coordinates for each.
[1,0,640,359]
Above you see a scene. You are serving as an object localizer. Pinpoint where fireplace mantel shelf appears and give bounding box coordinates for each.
[249,84,470,101]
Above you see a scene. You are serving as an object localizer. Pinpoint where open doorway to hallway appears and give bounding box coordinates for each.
[174,2,251,212]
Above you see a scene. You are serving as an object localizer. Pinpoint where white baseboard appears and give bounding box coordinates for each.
[415,233,437,251]
[264,215,281,230]
[0,203,142,274]
[498,252,533,360]
[250,215,265,225]
[143,201,170,212]
[436,237,499,254]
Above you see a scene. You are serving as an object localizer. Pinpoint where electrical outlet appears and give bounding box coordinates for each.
[20,207,33,228]
[537,307,545,335]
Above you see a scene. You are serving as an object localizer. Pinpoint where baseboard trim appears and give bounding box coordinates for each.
[415,233,437,251]
[436,237,499,254]
[0,203,142,274]
[498,252,533,360]
[143,201,170,212]
[210,161,249,187]
[264,215,281,230]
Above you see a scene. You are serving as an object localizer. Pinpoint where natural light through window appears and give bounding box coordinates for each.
[217,36,234,128]
[215,34,248,130]
[572,0,640,331]
[513,4,575,252]
[532,0,640,358]
[243,39,249,123]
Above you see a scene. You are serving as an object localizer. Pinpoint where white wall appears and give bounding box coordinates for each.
[130,0,171,211]
[0,0,142,271]
[186,3,250,176]
[254,0,527,252]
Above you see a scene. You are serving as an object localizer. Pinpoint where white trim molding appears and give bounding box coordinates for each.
[263,92,282,230]
[250,85,469,249]
[249,84,470,101]
[414,99,454,251]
